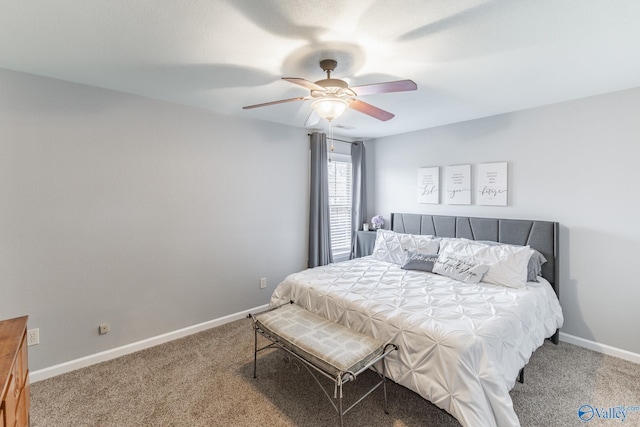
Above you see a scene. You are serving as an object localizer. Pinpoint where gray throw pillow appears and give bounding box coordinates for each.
[526,250,547,282]
[401,251,439,272]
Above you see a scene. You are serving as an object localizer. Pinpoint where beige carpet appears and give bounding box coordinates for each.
[30,318,640,426]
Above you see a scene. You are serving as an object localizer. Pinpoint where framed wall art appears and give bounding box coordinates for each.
[445,164,471,205]
[417,167,440,204]
[477,162,508,206]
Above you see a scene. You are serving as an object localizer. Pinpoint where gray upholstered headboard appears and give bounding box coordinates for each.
[391,213,560,298]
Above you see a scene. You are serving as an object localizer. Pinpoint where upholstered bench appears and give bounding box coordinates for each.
[250,302,397,427]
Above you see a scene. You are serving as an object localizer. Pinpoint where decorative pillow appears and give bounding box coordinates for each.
[475,240,547,282]
[372,229,440,265]
[401,251,439,272]
[432,252,489,284]
[412,234,442,254]
[527,250,547,281]
[438,238,532,288]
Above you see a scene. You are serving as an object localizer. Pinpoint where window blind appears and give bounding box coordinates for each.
[328,159,352,259]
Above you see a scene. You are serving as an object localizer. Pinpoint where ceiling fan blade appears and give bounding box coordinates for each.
[350,80,417,96]
[242,96,308,110]
[282,77,326,92]
[349,99,395,121]
[304,110,321,127]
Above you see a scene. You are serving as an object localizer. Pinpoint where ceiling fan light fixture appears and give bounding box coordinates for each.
[311,97,349,122]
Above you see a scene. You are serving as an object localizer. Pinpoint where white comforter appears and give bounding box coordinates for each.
[270,256,563,427]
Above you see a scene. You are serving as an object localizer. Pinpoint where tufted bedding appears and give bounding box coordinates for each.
[270,256,563,427]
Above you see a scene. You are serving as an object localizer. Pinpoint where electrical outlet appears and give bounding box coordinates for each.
[27,328,40,346]
[259,277,267,289]
[99,323,110,335]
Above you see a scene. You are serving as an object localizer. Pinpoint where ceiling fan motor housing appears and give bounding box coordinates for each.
[315,78,348,90]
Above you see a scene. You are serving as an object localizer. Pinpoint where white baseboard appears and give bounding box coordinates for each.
[560,332,640,364]
[31,314,638,383]
[30,304,269,383]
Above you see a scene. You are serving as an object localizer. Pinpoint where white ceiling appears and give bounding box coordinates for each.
[2,0,640,139]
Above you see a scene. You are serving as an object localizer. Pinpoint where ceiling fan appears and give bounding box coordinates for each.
[242,59,417,125]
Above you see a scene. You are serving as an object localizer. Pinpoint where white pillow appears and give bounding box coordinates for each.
[438,238,533,288]
[371,229,440,265]
[464,238,546,282]
[433,252,489,284]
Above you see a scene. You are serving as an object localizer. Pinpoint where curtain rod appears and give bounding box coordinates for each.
[307,134,355,144]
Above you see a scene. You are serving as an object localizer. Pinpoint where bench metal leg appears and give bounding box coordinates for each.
[253,325,258,379]
[382,359,389,415]
[338,382,344,427]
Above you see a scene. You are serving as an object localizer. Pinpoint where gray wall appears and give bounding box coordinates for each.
[0,69,309,371]
[3,65,638,371]
[369,87,640,355]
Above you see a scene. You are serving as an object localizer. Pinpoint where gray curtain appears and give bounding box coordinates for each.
[350,141,367,259]
[308,132,333,268]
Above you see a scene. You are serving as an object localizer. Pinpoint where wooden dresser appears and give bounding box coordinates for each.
[0,316,29,427]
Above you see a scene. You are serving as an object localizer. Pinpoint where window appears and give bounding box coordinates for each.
[327,155,352,261]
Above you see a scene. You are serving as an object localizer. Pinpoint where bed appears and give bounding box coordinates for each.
[270,213,563,427]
